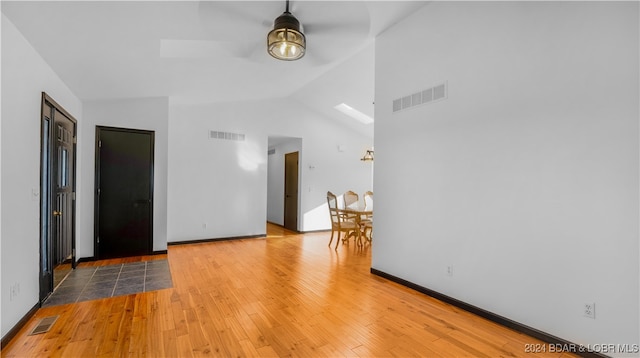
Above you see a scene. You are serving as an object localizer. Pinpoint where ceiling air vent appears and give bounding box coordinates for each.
[209,131,246,142]
[392,81,447,114]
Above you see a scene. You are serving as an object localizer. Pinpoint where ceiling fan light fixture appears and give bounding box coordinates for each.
[267,5,305,61]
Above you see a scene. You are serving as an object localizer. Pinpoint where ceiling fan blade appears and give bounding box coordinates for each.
[245,42,271,63]
[160,39,262,60]
[300,50,333,67]
[197,1,277,41]
[303,22,368,37]
[198,1,273,25]
[299,27,368,66]
[292,1,370,34]
[160,39,224,58]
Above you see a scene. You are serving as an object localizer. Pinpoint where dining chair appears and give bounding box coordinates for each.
[327,191,359,249]
[363,191,373,211]
[342,190,363,240]
[361,191,373,241]
[343,190,359,210]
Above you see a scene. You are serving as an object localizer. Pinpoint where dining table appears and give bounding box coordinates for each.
[337,207,372,245]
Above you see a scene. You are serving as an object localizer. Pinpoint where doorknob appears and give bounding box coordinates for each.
[53,210,62,216]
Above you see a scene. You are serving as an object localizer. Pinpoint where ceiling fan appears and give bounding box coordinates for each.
[161,1,371,66]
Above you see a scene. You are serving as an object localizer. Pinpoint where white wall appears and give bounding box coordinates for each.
[373,1,639,351]
[168,98,372,241]
[267,138,302,227]
[1,14,83,337]
[80,97,169,256]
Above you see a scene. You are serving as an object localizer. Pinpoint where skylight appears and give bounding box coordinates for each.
[334,103,374,124]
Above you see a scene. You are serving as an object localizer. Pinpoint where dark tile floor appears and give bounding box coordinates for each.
[53,264,72,288]
[43,260,173,307]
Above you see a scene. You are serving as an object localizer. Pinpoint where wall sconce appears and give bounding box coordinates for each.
[361,150,374,161]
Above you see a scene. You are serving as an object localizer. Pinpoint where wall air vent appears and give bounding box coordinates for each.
[268,148,276,155]
[392,99,402,112]
[209,131,245,142]
[392,81,447,113]
[433,83,446,100]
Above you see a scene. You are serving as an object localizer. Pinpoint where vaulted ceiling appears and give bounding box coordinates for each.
[2,1,426,138]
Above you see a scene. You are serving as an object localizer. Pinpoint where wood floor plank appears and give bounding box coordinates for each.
[161,330,178,357]
[1,223,576,357]
[254,343,280,357]
[175,333,194,358]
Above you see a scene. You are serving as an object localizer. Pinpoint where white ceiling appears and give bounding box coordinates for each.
[2,1,426,138]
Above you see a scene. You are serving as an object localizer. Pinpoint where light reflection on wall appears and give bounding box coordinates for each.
[303,201,331,231]
[303,194,357,231]
[236,139,264,172]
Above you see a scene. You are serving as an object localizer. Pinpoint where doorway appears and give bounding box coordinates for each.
[95,126,154,259]
[284,151,299,232]
[40,93,77,303]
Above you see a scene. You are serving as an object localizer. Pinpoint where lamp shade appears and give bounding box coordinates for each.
[267,11,306,61]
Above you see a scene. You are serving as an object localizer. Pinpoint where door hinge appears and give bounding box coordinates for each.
[97,236,100,243]
[97,188,101,196]
[72,192,76,200]
[99,140,102,147]
[73,137,77,144]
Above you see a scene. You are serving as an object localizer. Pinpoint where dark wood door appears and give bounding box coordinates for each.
[53,109,76,265]
[284,151,299,231]
[40,103,54,302]
[96,127,154,259]
[40,93,77,303]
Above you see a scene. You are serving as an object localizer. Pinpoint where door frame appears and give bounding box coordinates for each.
[283,151,299,232]
[94,126,155,259]
[39,92,77,304]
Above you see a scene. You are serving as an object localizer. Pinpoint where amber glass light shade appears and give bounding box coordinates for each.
[267,12,306,61]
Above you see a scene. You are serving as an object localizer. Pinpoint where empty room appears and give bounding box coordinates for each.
[1,1,639,357]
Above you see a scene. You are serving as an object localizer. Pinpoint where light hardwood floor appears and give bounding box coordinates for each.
[2,224,574,357]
